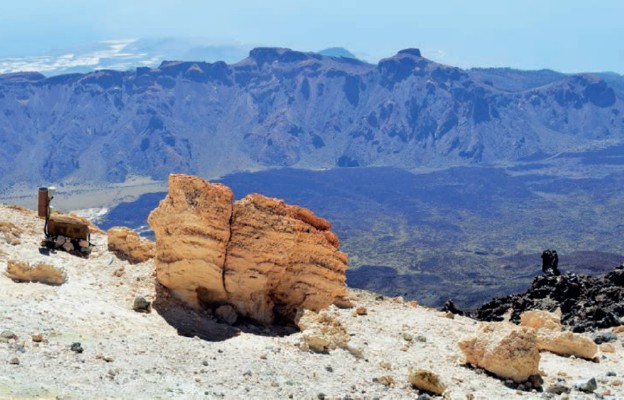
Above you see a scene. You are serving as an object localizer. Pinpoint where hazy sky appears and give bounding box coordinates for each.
[1,0,623,73]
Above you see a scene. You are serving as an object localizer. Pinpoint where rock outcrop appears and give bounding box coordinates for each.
[148,174,348,324]
[458,323,540,383]
[107,227,155,264]
[5,260,67,285]
[471,266,624,332]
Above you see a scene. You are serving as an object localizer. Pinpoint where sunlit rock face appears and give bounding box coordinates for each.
[148,174,347,324]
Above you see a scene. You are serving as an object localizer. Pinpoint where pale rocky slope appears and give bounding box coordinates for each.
[1,205,624,399]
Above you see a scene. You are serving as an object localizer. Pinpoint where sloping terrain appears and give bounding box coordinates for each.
[1,205,624,399]
[0,47,623,191]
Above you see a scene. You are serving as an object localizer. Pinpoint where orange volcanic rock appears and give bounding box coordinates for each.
[148,174,234,307]
[107,227,155,264]
[148,174,348,324]
[225,194,348,323]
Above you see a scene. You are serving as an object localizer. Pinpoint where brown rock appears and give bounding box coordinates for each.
[520,310,561,331]
[224,194,347,323]
[355,306,368,316]
[600,343,615,353]
[5,260,67,285]
[31,333,43,343]
[408,368,446,395]
[536,330,598,360]
[148,174,234,308]
[148,174,348,324]
[297,310,351,354]
[107,227,155,264]
[458,323,540,383]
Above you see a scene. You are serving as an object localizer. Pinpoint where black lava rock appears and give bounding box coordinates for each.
[70,342,84,353]
[469,264,624,332]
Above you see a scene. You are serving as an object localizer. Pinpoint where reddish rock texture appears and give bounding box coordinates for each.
[148,175,234,308]
[148,174,348,324]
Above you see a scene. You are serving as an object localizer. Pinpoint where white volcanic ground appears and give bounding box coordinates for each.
[0,205,623,399]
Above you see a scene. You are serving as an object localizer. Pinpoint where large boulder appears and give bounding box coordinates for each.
[107,227,155,264]
[148,175,234,307]
[458,323,540,383]
[148,174,348,324]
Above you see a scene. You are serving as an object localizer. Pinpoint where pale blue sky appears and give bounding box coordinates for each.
[1,0,623,73]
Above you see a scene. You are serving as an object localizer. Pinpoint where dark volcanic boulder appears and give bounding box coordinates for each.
[469,265,624,332]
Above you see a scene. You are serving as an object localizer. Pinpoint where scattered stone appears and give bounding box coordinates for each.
[107,226,155,264]
[408,368,446,396]
[458,323,540,383]
[379,361,391,370]
[325,365,333,373]
[546,383,571,394]
[593,332,617,344]
[215,305,238,325]
[70,342,84,353]
[297,310,350,354]
[31,333,43,343]
[132,296,152,313]
[403,333,413,342]
[9,357,19,365]
[600,343,615,353]
[373,375,395,387]
[355,306,367,316]
[612,326,624,334]
[606,371,617,377]
[536,330,598,360]
[0,330,17,342]
[333,297,354,309]
[572,377,597,393]
[5,260,67,285]
[95,353,114,362]
[416,335,427,343]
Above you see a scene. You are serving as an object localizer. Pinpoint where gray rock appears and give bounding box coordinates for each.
[572,377,597,393]
[70,342,84,354]
[546,383,571,394]
[8,357,19,365]
[593,332,617,344]
[132,296,151,313]
[0,330,17,342]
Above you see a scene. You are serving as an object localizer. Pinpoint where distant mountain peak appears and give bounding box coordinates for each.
[317,47,358,60]
[397,48,422,58]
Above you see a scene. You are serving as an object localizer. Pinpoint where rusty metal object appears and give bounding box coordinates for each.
[47,215,90,241]
[37,187,49,218]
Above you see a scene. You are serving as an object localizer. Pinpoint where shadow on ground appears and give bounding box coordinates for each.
[152,284,298,342]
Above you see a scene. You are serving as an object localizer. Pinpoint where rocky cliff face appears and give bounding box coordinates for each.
[0,48,623,189]
[148,174,347,324]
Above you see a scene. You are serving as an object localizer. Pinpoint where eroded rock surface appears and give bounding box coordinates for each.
[458,323,540,383]
[107,227,155,264]
[471,266,624,332]
[148,174,348,324]
[5,260,67,285]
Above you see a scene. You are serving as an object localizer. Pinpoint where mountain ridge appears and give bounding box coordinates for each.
[0,47,623,191]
